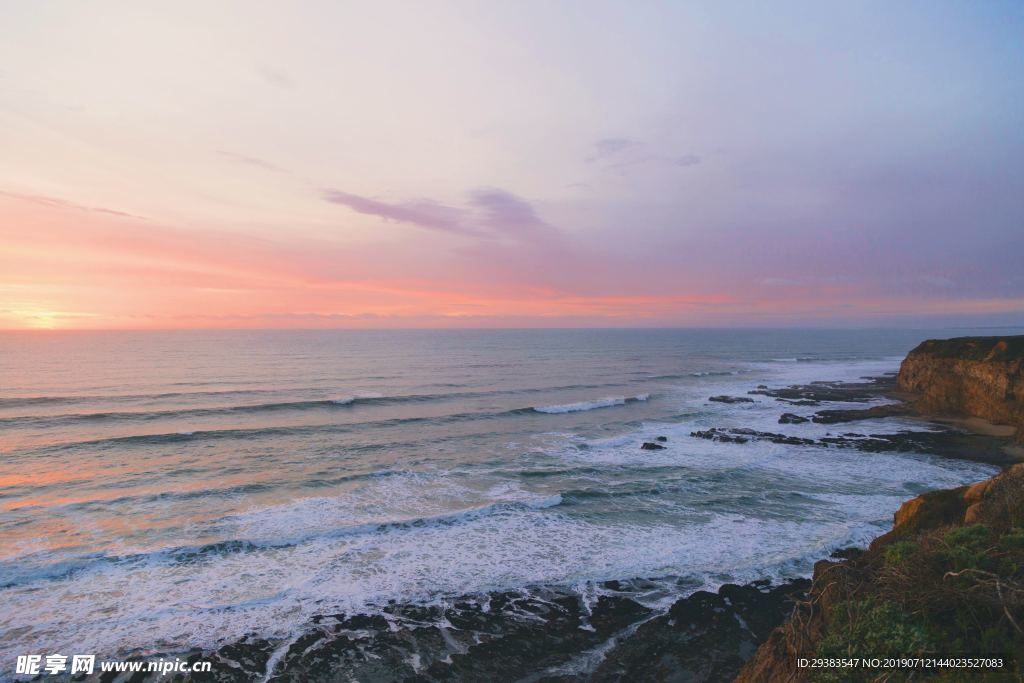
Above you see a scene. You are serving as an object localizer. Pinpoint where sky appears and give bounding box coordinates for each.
[1,1,1022,330]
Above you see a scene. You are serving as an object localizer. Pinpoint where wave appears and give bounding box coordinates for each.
[532,394,650,414]
[0,395,392,426]
[18,404,542,453]
[1,494,564,588]
[1,383,646,426]
[0,387,289,409]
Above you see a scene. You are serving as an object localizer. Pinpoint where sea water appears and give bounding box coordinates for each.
[0,329,1000,662]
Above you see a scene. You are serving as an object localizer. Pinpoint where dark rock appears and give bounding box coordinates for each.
[829,547,864,561]
[748,375,896,403]
[655,436,668,442]
[589,579,810,682]
[778,413,809,424]
[709,395,755,404]
[811,403,910,424]
[692,428,815,446]
[641,441,666,450]
[168,586,660,683]
[691,428,749,444]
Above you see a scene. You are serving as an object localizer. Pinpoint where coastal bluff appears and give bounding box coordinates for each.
[735,336,1024,682]
[735,464,1024,682]
[896,335,1024,442]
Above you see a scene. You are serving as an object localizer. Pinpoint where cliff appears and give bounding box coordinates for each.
[735,464,1024,682]
[897,336,1024,443]
[736,336,1024,682]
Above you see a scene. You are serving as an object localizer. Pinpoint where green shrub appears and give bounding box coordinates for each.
[814,599,937,682]
[998,527,1024,551]
[940,525,996,572]
[884,540,918,567]
[944,524,992,549]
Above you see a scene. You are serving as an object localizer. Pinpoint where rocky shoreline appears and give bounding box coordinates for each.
[734,336,1024,682]
[124,578,809,683]
[691,371,1018,467]
[73,339,1023,682]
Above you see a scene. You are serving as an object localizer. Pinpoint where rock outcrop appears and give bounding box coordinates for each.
[897,336,1024,442]
[735,337,1024,682]
[735,464,1024,682]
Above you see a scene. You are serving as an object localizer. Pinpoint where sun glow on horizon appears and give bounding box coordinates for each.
[7,308,60,330]
[0,2,1021,330]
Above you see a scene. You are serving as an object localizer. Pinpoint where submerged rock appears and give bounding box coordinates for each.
[641,441,666,450]
[709,395,755,404]
[692,427,815,446]
[778,413,809,424]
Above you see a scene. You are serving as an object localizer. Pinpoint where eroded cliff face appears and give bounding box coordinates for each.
[735,338,1024,682]
[734,464,1024,683]
[897,336,1024,442]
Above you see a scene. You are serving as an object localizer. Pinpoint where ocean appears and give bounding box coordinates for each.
[0,329,1000,666]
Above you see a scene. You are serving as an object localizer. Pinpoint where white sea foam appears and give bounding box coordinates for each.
[0,351,999,665]
[0,461,985,664]
[533,394,649,414]
[330,391,384,405]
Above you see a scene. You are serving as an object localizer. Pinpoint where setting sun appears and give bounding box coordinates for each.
[7,308,59,330]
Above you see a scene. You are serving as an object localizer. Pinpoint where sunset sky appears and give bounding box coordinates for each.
[1,1,1022,329]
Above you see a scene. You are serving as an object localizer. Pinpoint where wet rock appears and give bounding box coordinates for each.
[175,587,656,683]
[692,428,815,446]
[829,547,864,561]
[748,375,895,403]
[690,428,749,444]
[589,579,810,682]
[778,413,809,424]
[709,395,755,404]
[656,436,668,442]
[811,403,910,424]
[641,441,666,450]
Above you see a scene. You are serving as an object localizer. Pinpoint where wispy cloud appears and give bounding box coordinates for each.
[468,188,550,234]
[0,191,146,220]
[585,137,702,170]
[585,137,639,163]
[217,151,291,175]
[673,154,702,167]
[322,189,479,236]
[255,64,293,89]
[322,187,552,239]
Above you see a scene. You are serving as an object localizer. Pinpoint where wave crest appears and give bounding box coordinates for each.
[532,394,650,414]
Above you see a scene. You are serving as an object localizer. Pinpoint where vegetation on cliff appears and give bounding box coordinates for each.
[736,464,1024,682]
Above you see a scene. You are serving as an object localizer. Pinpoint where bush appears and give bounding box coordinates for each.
[884,541,918,567]
[814,599,937,682]
[940,525,996,572]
